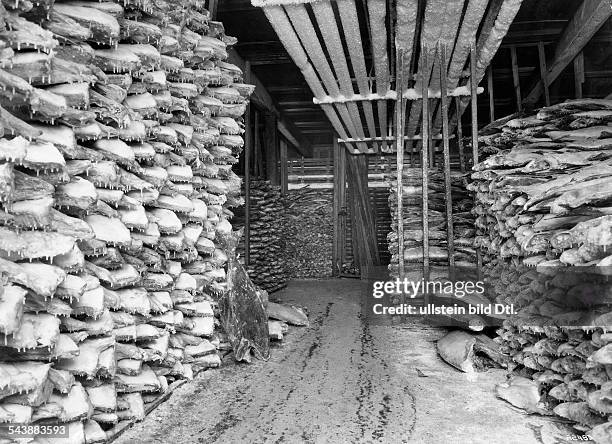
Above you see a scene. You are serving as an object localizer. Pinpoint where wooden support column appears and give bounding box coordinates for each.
[456,99,465,172]
[429,113,435,168]
[244,61,251,266]
[439,43,454,269]
[332,137,344,277]
[396,49,406,278]
[280,139,288,195]
[254,111,262,178]
[337,143,347,273]
[208,0,218,20]
[265,112,280,185]
[347,154,379,277]
[421,45,430,269]
[510,46,522,112]
[537,42,550,106]
[574,52,585,99]
[487,65,495,122]
[470,44,482,275]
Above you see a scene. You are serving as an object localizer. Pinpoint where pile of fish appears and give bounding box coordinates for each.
[234,184,332,287]
[470,98,612,268]
[485,263,612,442]
[281,187,333,279]
[0,0,252,440]
[470,99,612,441]
[243,179,288,293]
[387,168,477,274]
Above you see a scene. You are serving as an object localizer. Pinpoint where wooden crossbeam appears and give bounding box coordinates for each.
[523,0,612,105]
[337,134,453,144]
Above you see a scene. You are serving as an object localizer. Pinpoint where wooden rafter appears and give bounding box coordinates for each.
[523,0,612,105]
[253,0,523,156]
[450,0,523,134]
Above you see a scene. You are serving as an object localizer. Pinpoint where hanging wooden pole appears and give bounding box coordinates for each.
[574,52,584,99]
[338,143,347,272]
[470,43,482,275]
[537,42,550,106]
[487,65,495,122]
[265,113,280,185]
[254,111,261,178]
[208,0,218,20]
[421,44,430,269]
[456,99,465,172]
[510,46,522,112]
[333,136,341,276]
[280,139,288,195]
[470,42,479,167]
[439,42,455,269]
[395,49,406,278]
[244,61,252,266]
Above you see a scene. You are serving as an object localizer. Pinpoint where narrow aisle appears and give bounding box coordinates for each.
[117,280,566,444]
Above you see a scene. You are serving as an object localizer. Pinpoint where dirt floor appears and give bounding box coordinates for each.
[116,279,572,444]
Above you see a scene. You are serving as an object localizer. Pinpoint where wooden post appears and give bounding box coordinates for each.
[523,0,612,105]
[300,156,305,183]
[244,61,251,266]
[574,52,584,99]
[280,139,288,195]
[409,140,415,167]
[347,154,379,276]
[332,136,341,276]
[338,143,347,273]
[537,42,550,106]
[396,48,406,278]
[470,43,482,276]
[456,99,465,172]
[265,113,280,185]
[208,0,218,20]
[429,127,435,168]
[510,46,522,112]
[487,65,495,122]
[439,43,455,269]
[254,111,261,178]
[421,44,430,269]
[470,43,479,167]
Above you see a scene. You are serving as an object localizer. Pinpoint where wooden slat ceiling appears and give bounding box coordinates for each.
[222,0,609,155]
[251,0,527,154]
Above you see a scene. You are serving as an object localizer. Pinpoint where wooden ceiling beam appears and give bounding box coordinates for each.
[261,5,356,151]
[523,0,612,105]
[450,0,524,133]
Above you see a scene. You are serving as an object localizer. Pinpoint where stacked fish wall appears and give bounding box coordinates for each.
[471,99,612,441]
[242,179,288,293]
[234,184,333,290]
[281,187,333,279]
[0,0,252,441]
